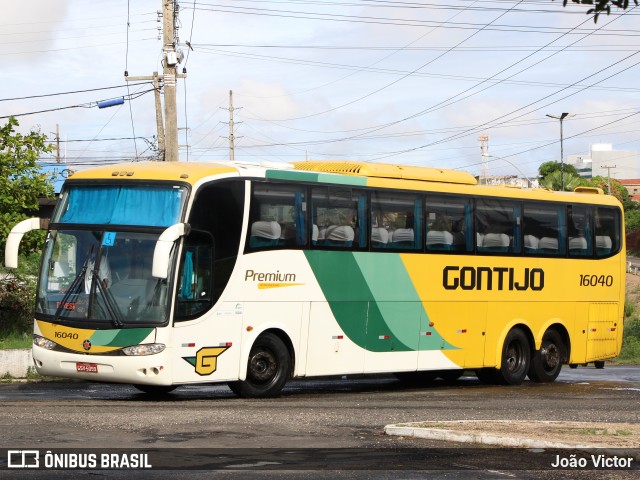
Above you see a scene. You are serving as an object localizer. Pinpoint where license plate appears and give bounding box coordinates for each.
[76,362,98,373]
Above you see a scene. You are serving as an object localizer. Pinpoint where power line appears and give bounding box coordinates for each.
[191,2,640,35]
[125,0,139,158]
[0,82,152,102]
[237,0,527,122]
[0,88,155,120]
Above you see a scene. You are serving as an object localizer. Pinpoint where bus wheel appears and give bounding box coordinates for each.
[528,330,563,383]
[497,328,530,385]
[594,360,605,369]
[228,333,291,398]
[133,385,178,395]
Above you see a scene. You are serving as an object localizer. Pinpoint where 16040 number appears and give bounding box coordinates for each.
[579,274,614,287]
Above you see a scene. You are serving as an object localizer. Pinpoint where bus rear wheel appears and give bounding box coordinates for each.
[528,330,564,383]
[228,333,291,398]
[497,328,530,385]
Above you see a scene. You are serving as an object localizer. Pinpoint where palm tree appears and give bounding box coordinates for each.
[540,171,583,191]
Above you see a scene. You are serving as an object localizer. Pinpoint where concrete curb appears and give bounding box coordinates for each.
[0,349,33,378]
[385,423,640,456]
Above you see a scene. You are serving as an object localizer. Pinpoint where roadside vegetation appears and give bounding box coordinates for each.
[620,275,640,364]
[0,116,53,351]
[0,253,41,349]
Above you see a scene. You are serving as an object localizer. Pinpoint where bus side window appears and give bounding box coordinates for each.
[312,187,366,249]
[523,204,566,256]
[371,191,421,251]
[476,199,522,254]
[595,206,621,257]
[248,184,307,250]
[425,195,471,253]
[568,205,592,257]
[175,231,214,320]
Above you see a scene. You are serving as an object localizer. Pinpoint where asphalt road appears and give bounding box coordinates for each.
[0,366,638,479]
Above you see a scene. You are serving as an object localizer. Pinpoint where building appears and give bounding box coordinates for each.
[567,143,639,179]
[477,175,539,188]
[620,179,640,202]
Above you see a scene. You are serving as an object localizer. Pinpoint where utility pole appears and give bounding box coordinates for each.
[162,0,178,162]
[222,90,242,161]
[478,135,489,184]
[153,72,165,160]
[55,124,61,163]
[546,112,573,191]
[601,164,617,194]
[125,1,184,162]
[229,91,236,161]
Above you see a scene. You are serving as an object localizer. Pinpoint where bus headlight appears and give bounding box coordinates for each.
[122,344,166,356]
[33,335,57,350]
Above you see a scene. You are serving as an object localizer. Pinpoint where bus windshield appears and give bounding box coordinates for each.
[36,229,171,326]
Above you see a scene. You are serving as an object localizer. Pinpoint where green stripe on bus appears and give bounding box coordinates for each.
[89,328,154,347]
[266,169,368,187]
[304,251,456,352]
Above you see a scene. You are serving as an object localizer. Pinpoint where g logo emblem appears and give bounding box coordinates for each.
[183,347,229,376]
[195,347,228,375]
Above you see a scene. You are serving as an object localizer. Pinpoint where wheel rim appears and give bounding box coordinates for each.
[506,341,525,373]
[248,348,277,385]
[541,343,560,372]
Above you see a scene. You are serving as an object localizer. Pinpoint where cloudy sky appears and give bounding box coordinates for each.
[2,0,639,179]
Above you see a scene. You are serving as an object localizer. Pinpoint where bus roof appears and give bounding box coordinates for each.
[64,160,620,207]
[291,161,478,185]
[67,161,238,185]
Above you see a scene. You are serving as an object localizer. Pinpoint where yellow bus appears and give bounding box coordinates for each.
[4,160,625,396]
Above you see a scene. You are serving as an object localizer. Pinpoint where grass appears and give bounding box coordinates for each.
[1,367,48,383]
[0,331,31,350]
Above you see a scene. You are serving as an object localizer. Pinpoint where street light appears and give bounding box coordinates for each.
[546,112,572,191]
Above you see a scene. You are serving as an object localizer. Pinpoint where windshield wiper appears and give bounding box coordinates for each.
[52,248,93,324]
[93,269,124,328]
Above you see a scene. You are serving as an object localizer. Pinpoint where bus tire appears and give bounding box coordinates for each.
[594,360,605,369]
[497,328,530,385]
[133,384,178,395]
[228,333,291,398]
[527,330,563,383]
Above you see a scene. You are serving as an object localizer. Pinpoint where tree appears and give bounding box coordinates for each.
[588,176,634,208]
[540,170,584,191]
[0,116,54,254]
[559,0,639,22]
[538,161,579,180]
[625,208,640,233]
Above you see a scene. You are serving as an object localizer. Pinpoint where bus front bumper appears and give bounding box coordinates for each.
[32,344,174,386]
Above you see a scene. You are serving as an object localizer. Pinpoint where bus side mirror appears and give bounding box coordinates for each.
[152,223,191,279]
[4,217,48,269]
